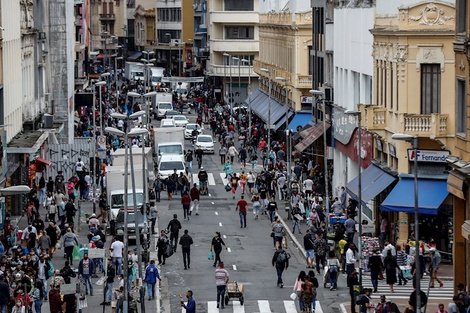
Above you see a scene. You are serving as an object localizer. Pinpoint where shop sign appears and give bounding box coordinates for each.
[301,96,312,104]
[407,149,450,163]
[332,107,357,144]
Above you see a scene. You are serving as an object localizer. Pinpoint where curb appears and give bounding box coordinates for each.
[276,213,306,258]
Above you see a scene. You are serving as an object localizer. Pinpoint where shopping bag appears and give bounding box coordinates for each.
[72,245,81,261]
[290,292,297,300]
[225,184,231,192]
[208,251,214,260]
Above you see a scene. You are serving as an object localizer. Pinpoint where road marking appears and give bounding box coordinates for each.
[227,247,231,252]
[232,300,244,313]
[315,301,324,313]
[232,264,237,271]
[211,202,215,204]
[219,222,222,227]
[220,173,229,186]
[208,173,216,185]
[209,193,212,197]
[223,235,227,239]
[215,212,218,215]
[284,300,297,313]
[207,301,218,313]
[258,300,271,313]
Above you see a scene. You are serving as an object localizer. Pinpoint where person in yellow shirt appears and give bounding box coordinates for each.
[338,235,348,273]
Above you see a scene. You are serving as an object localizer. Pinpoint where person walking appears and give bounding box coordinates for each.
[101,258,115,306]
[272,247,289,288]
[293,271,306,312]
[292,204,302,234]
[218,146,227,165]
[181,191,192,220]
[345,243,357,275]
[167,214,182,252]
[48,285,63,313]
[215,262,230,309]
[230,173,239,200]
[368,249,384,293]
[326,250,340,290]
[235,195,248,228]
[61,227,78,266]
[157,230,169,265]
[301,276,316,313]
[32,281,44,313]
[347,269,359,313]
[267,197,278,223]
[429,248,444,288]
[313,232,328,275]
[223,160,234,179]
[251,192,261,219]
[272,218,285,249]
[396,244,408,285]
[383,249,399,293]
[239,171,247,194]
[228,144,238,164]
[304,229,316,269]
[179,229,194,270]
[149,202,159,235]
[78,252,95,296]
[180,290,196,313]
[190,184,200,216]
[211,232,227,267]
[144,260,161,300]
[247,171,256,194]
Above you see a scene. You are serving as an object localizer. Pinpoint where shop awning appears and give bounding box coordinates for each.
[35,157,52,167]
[294,121,330,152]
[244,89,263,106]
[346,164,396,206]
[273,110,294,131]
[127,51,142,61]
[288,112,313,133]
[380,177,449,215]
[250,89,291,126]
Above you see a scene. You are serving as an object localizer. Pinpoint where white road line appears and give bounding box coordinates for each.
[208,173,216,185]
[211,202,215,204]
[215,212,218,215]
[209,193,212,197]
[192,174,199,185]
[258,300,272,313]
[315,301,324,313]
[283,300,297,313]
[223,235,227,239]
[227,247,231,252]
[220,173,229,186]
[219,222,222,227]
[232,264,237,271]
[232,300,244,313]
[207,301,218,313]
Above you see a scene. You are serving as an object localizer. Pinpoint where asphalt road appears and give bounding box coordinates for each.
[153,113,351,313]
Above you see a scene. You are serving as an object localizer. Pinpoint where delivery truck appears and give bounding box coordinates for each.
[125,62,145,81]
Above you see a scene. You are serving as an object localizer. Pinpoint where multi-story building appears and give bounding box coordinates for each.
[154,0,193,76]
[134,5,156,50]
[360,0,455,250]
[74,0,90,90]
[192,0,208,76]
[448,0,470,293]
[207,0,259,103]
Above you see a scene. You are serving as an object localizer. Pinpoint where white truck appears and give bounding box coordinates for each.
[112,147,155,180]
[125,61,145,81]
[149,67,165,87]
[153,92,173,119]
[153,127,185,166]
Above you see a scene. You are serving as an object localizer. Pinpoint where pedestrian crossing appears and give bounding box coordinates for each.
[360,276,454,299]
[191,172,249,186]
[182,300,324,313]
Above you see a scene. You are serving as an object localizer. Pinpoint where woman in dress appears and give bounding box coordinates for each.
[210,231,227,267]
[223,160,234,179]
[383,249,399,293]
[301,276,316,313]
[239,171,247,195]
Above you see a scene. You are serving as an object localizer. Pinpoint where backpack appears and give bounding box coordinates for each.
[276,250,290,264]
[164,242,174,258]
[355,295,365,305]
[96,240,105,249]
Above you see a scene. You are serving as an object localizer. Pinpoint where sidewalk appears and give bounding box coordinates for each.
[340,298,448,313]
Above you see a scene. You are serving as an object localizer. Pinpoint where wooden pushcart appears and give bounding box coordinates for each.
[224,282,244,305]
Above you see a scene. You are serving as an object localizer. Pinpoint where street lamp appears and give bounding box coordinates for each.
[100,73,111,126]
[165,33,172,75]
[261,68,272,150]
[104,111,146,313]
[232,57,241,107]
[345,109,363,284]
[223,53,233,114]
[392,133,421,313]
[115,56,123,80]
[241,58,251,137]
[92,81,107,214]
[128,91,157,129]
[277,77,291,196]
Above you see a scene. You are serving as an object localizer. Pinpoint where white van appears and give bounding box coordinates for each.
[158,154,186,179]
[158,142,184,156]
[157,102,173,119]
[149,67,165,87]
[175,82,189,100]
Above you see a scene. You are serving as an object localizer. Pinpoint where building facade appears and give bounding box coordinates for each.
[90,0,124,55]
[364,0,456,246]
[448,0,470,294]
[74,0,90,90]
[207,0,260,103]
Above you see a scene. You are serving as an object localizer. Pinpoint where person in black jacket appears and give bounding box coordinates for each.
[272,247,289,288]
[60,261,76,284]
[167,214,182,252]
[211,232,227,268]
[179,230,194,270]
[156,230,169,265]
[101,258,115,306]
[347,269,360,313]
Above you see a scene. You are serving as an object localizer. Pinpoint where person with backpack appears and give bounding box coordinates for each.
[167,214,182,252]
[429,248,443,288]
[272,247,289,288]
[292,204,302,234]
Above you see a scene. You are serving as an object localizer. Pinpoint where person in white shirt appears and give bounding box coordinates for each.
[227,145,239,164]
[277,174,286,201]
[382,241,396,258]
[247,172,256,194]
[345,243,357,275]
[110,239,124,275]
[21,225,38,241]
[75,158,85,180]
[88,213,100,228]
[303,177,314,196]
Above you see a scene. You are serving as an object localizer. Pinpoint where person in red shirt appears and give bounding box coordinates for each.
[236,195,248,228]
[189,183,200,216]
[259,139,267,151]
[181,192,192,220]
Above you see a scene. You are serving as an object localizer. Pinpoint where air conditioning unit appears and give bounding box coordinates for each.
[43,113,54,128]
[321,86,333,102]
[44,93,50,104]
[170,39,180,46]
[38,32,46,40]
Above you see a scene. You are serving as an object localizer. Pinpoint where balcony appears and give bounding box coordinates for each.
[211,39,259,53]
[296,75,312,89]
[99,13,115,21]
[210,11,258,24]
[404,114,449,137]
[209,64,258,77]
[362,106,387,130]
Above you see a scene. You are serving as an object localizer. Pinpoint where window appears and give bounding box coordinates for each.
[457,0,467,33]
[420,64,441,114]
[223,55,254,66]
[109,2,113,14]
[457,79,466,136]
[224,0,253,11]
[225,26,254,40]
[102,2,107,14]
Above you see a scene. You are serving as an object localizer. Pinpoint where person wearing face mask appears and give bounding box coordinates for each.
[32,281,44,313]
[14,289,30,312]
[11,300,25,313]
[78,253,95,296]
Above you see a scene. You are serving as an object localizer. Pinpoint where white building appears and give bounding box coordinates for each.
[2,0,23,143]
[207,0,260,104]
[331,4,375,221]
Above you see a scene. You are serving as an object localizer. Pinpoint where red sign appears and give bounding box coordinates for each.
[335,127,373,169]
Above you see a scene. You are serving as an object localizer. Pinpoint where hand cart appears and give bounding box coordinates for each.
[224,282,244,305]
